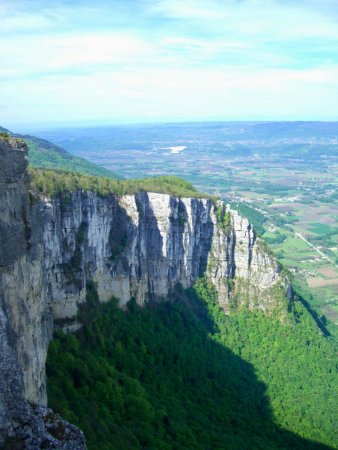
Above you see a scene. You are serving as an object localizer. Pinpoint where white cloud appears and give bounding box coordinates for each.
[149,0,338,40]
[0,0,337,126]
[0,13,53,32]
[0,33,160,78]
[2,63,337,126]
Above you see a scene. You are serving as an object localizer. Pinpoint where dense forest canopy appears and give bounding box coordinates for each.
[29,167,207,198]
[47,281,338,450]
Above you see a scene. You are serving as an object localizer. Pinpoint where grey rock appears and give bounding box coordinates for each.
[42,191,283,316]
[0,137,86,449]
[1,406,86,449]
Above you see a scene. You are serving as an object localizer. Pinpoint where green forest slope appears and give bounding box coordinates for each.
[0,127,120,178]
[47,281,337,450]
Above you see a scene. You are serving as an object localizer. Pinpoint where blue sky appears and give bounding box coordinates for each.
[1,0,337,129]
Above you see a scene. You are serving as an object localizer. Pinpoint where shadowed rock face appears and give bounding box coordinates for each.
[0,137,29,265]
[0,137,284,448]
[0,137,86,449]
[42,189,282,318]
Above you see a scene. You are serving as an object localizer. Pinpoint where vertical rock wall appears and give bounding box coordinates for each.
[41,191,282,320]
[0,137,85,448]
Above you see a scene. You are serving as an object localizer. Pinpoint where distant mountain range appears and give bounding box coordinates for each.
[0,126,121,179]
[35,121,338,147]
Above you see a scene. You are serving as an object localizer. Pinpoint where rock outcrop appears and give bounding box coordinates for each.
[0,137,285,448]
[42,189,282,320]
[0,137,86,449]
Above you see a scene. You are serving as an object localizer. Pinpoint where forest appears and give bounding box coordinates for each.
[25,137,121,179]
[47,280,337,450]
[29,168,207,198]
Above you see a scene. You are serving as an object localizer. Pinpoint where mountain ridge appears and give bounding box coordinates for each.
[0,125,121,179]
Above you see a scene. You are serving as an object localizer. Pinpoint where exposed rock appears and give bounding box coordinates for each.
[41,191,283,317]
[2,406,86,450]
[0,137,86,449]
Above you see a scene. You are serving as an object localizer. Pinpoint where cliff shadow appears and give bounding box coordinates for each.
[134,192,165,302]
[46,285,335,450]
[107,195,136,274]
[176,198,215,280]
[290,289,331,337]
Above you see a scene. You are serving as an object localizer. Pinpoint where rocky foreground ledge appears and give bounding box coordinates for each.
[0,137,86,449]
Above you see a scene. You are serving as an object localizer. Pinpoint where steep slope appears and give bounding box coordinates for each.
[29,171,283,324]
[0,126,121,178]
[47,285,336,450]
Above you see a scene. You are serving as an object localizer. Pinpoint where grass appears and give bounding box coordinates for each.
[309,223,333,235]
[280,236,311,252]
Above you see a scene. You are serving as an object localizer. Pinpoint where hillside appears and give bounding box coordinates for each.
[0,126,121,179]
[47,281,337,450]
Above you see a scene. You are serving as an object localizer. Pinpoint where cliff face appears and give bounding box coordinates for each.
[43,190,281,323]
[0,137,85,449]
[0,137,285,448]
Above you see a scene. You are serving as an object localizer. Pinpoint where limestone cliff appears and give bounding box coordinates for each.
[0,137,286,448]
[0,137,85,449]
[42,190,282,321]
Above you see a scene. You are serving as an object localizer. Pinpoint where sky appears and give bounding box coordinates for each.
[0,0,337,130]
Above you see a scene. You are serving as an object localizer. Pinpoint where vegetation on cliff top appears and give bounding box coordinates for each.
[29,167,207,198]
[230,202,266,236]
[0,131,12,141]
[47,281,337,450]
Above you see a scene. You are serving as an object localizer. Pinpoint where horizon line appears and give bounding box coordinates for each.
[4,118,338,134]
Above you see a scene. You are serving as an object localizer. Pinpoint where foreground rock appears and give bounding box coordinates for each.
[0,137,86,448]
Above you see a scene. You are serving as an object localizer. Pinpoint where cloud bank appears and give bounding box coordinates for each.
[0,0,337,128]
